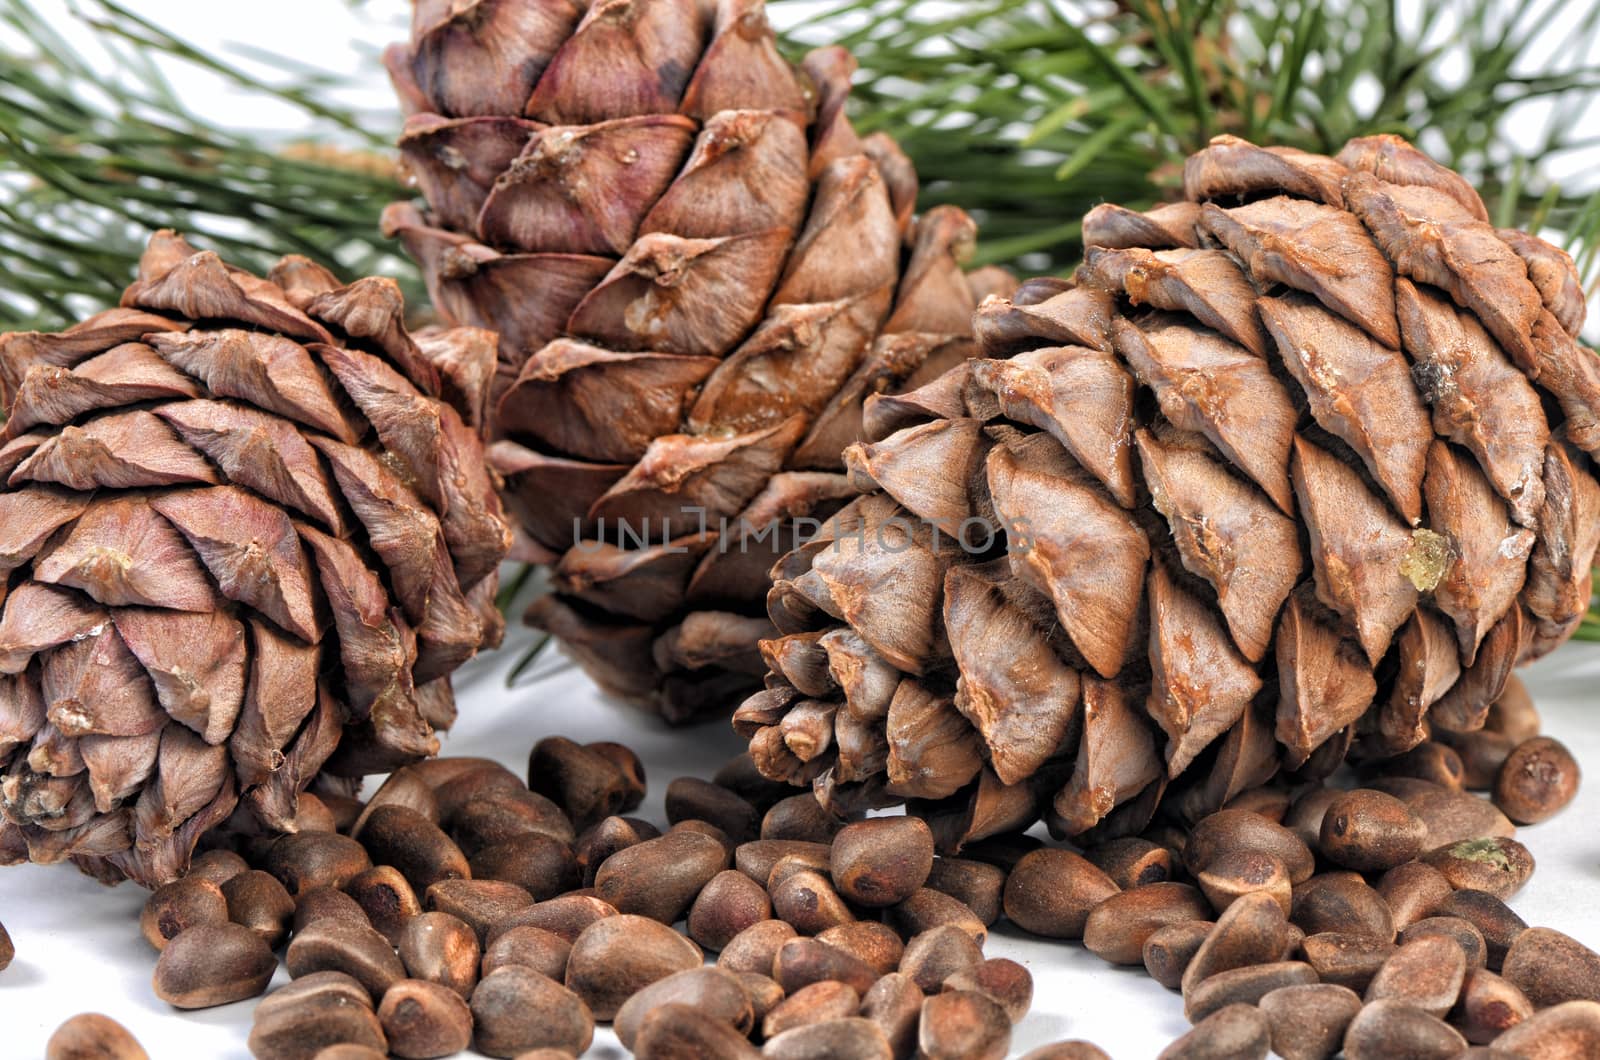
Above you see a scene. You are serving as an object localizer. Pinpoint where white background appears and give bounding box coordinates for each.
[2,1,1600,1057]
[4,618,1600,1059]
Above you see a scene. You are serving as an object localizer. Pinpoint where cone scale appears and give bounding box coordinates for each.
[0,234,511,886]
[748,134,1600,851]
[383,0,1012,721]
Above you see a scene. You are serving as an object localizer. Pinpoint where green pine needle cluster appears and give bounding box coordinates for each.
[0,0,409,329]
[779,0,1600,288]
[4,0,1598,330]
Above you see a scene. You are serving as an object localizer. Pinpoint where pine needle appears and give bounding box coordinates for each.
[494,563,538,616]
[777,0,1600,281]
[0,0,412,330]
[6,0,1598,325]
[505,634,553,689]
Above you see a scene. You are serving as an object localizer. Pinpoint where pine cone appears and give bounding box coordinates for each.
[382,0,1009,721]
[748,134,1600,850]
[0,233,511,886]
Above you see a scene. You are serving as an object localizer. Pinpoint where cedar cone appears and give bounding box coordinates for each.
[747,134,1599,851]
[0,232,511,886]
[382,0,1012,720]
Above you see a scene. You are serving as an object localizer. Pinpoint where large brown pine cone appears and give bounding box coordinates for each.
[747,134,1600,851]
[382,0,1010,721]
[0,233,511,886]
